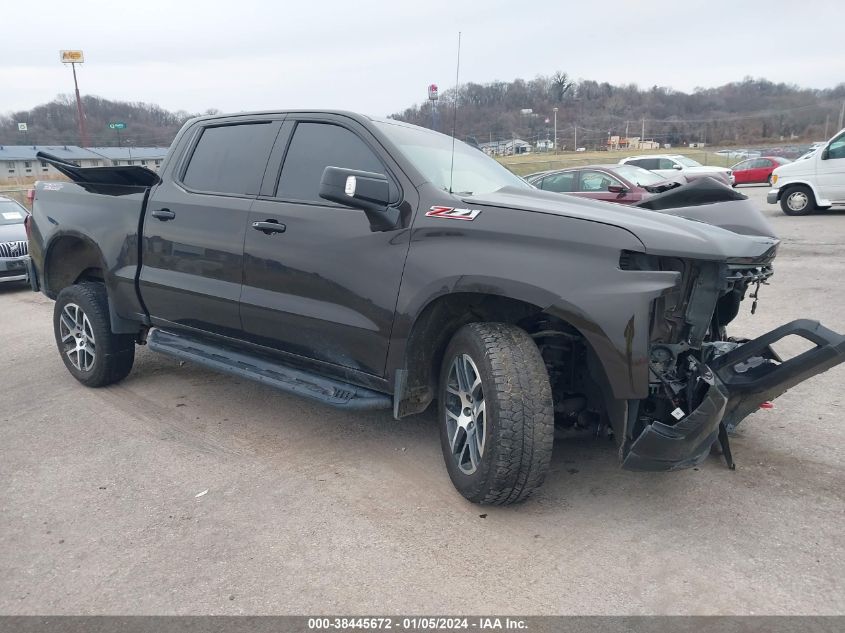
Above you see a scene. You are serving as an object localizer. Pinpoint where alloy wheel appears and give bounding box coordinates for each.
[444,354,486,474]
[59,303,96,372]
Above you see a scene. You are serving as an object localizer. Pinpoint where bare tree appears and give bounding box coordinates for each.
[551,71,574,102]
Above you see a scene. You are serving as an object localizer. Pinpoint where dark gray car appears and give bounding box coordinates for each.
[0,196,30,284]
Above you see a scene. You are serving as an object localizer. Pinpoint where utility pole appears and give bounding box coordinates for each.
[553,107,558,154]
[60,50,89,147]
[574,125,577,152]
[641,117,645,142]
[824,115,830,140]
[839,100,845,131]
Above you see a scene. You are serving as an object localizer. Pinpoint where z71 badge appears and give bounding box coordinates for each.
[425,206,481,221]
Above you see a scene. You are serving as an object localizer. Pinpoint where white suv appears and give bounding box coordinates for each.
[767,128,845,215]
[619,154,733,185]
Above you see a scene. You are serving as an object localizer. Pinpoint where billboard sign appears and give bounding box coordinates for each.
[60,50,85,63]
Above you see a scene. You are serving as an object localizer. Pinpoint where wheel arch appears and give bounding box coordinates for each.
[43,232,109,299]
[775,179,822,202]
[42,232,141,335]
[391,284,614,419]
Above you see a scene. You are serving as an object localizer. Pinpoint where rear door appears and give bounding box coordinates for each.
[141,117,281,335]
[747,158,770,183]
[538,171,577,194]
[240,115,414,376]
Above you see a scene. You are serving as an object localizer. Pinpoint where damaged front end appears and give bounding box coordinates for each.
[618,250,845,471]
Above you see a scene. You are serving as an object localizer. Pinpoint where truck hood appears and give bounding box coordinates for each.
[773,160,814,178]
[466,186,778,261]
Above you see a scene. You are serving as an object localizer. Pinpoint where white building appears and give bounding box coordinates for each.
[0,145,104,184]
[0,145,170,185]
[87,147,169,170]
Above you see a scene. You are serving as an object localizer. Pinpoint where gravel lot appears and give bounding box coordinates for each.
[1,186,843,615]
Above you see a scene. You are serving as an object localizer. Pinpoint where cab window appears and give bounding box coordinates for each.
[578,170,622,192]
[277,122,385,203]
[183,122,277,195]
[827,132,845,160]
[540,171,576,193]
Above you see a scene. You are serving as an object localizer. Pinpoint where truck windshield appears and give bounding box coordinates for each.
[0,200,27,225]
[375,120,530,195]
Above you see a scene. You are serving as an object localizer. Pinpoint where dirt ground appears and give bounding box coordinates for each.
[1,186,843,615]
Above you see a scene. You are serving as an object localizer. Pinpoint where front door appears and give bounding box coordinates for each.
[141,119,281,336]
[817,131,845,203]
[240,116,413,377]
[575,169,638,204]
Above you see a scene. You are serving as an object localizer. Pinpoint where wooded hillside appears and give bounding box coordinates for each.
[0,95,216,146]
[392,75,845,149]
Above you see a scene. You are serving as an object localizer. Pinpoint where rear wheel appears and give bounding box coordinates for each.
[780,185,816,216]
[438,323,554,505]
[53,283,135,387]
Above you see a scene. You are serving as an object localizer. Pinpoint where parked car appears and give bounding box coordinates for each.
[768,127,845,215]
[0,196,30,285]
[715,149,761,161]
[29,111,845,505]
[525,164,682,204]
[731,156,791,185]
[619,154,734,185]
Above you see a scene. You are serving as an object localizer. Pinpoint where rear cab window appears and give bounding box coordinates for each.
[182,122,279,195]
[540,171,576,192]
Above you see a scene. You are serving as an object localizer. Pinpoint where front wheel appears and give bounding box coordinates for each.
[53,283,136,387]
[438,323,554,505]
[780,185,816,216]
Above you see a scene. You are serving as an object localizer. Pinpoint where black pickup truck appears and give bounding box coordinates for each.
[27,110,845,505]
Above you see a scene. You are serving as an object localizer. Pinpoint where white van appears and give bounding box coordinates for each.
[767,128,845,215]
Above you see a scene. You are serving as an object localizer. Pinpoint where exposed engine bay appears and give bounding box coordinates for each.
[530,180,845,471]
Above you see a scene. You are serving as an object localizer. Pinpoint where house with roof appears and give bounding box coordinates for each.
[0,145,170,184]
[0,145,105,184]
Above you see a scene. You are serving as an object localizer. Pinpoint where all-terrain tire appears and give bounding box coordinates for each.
[438,322,554,505]
[53,282,136,387]
[780,185,816,216]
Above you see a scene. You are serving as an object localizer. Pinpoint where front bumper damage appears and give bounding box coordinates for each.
[623,319,845,471]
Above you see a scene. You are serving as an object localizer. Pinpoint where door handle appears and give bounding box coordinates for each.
[252,220,286,235]
[151,208,176,221]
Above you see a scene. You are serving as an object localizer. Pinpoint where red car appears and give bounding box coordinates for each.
[526,164,680,204]
[731,156,791,185]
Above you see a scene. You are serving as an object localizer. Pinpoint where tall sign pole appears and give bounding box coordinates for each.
[428,84,439,131]
[61,50,89,147]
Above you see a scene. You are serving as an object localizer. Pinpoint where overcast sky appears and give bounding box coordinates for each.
[2,0,843,117]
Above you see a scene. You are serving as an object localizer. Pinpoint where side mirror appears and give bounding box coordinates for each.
[319,166,399,231]
[607,184,629,194]
[821,148,829,160]
[672,164,683,170]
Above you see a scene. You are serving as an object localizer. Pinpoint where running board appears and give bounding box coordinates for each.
[147,329,392,410]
